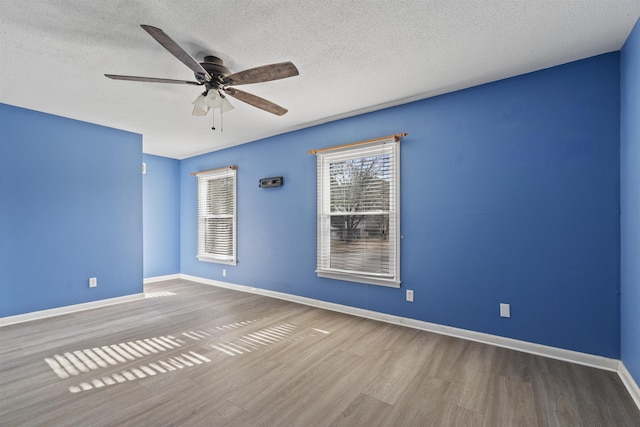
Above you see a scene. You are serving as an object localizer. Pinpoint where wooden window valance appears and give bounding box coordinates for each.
[307,133,407,155]
[190,165,237,176]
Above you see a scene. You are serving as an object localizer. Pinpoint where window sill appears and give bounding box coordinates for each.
[317,270,400,288]
[197,256,237,266]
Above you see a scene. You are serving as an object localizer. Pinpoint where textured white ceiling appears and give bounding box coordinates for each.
[1,1,639,159]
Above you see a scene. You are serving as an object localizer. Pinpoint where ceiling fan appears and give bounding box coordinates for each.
[105,25,299,121]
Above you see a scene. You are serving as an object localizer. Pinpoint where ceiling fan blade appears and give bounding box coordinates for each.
[140,24,212,82]
[224,88,288,116]
[105,74,202,85]
[223,62,299,86]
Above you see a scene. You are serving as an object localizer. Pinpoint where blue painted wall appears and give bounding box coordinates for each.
[0,104,143,317]
[621,18,640,387]
[180,53,621,358]
[143,154,180,278]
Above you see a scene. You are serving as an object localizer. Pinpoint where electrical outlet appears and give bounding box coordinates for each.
[500,303,510,318]
[89,277,97,288]
[222,269,227,277]
[406,289,414,302]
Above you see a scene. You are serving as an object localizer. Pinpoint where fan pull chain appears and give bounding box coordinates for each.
[210,110,224,132]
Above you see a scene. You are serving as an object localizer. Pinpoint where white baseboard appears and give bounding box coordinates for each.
[0,293,145,327]
[178,274,620,372]
[143,273,180,284]
[618,362,640,411]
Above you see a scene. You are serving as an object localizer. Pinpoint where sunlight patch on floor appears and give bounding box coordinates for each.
[44,336,184,379]
[144,291,177,298]
[42,317,334,394]
[210,323,301,356]
[68,351,211,393]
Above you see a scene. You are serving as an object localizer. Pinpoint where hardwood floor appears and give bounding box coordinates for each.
[1,279,638,426]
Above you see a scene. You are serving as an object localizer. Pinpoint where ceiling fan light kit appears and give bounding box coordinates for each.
[192,94,209,116]
[192,91,234,115]
[105,25,299,130]
[204,91,234,112]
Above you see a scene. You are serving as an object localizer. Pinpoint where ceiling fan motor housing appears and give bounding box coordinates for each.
[201,56,230,87]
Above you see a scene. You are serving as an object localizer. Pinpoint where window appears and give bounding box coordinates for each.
[197,166,236,264]
[315,137,400,287]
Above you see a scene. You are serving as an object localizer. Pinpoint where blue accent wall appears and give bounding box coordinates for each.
[143,154,180,278]
[180,53,621,358]
[621,18,640,386]
[0,104,143,317]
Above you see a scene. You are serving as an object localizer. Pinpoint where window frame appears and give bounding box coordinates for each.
[197,167,237,265]
[315,138,400,287]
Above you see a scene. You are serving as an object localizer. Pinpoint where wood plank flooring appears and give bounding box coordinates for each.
[1,279,638,426]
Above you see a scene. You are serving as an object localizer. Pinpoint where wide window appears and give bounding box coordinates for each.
[315,137,400,287]
[197,166,237,264]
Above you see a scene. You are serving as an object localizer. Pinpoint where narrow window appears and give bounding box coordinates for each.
[197,167,237,264]
[315,137,400,287]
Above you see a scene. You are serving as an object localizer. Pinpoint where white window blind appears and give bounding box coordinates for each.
[197,167,237,264]
[316,137,400,287]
